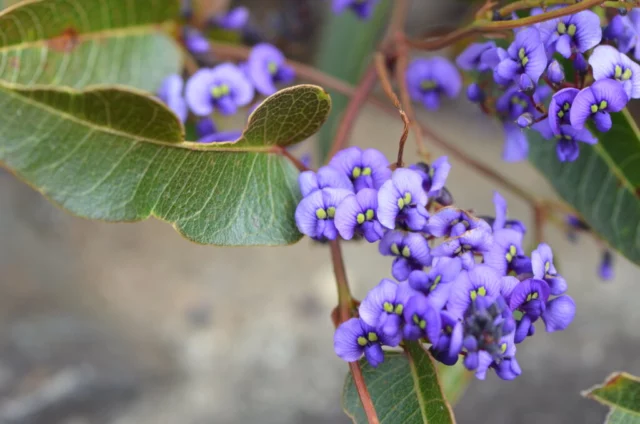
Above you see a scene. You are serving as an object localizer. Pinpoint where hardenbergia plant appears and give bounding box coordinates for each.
[1,0,640,422]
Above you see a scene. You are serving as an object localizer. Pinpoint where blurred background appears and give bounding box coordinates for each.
[1,0,639,423]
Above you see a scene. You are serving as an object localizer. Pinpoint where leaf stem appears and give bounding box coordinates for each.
[274,146,310,172]
[407,0,602,51]
[348,362,380,424]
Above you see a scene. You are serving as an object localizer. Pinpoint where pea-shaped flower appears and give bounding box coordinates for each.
[406,57,461,110]
[569,79,628,132]
[377,168,429,231]
[589,45,640,99]
[247,43,295,96]
[294,188,352,241]
[185,63,254,116]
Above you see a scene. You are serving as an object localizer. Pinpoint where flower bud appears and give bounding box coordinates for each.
[435,186,454,206]
[573,53,588,73]
[466,83,485,103]
[547,60,565,84]
[516,113,534,129]
[518,74,535,94]
[604,15,624,40]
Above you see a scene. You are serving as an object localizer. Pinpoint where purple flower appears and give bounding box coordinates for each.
[541,295,576,332]
[491,191,527,234]
[359,280,418,337]
[379,231,432,281]
[531,243,567,296]
[427,207,490,238]
[501,122,529,162]
[185,63,254,116]
[298,166,353,197]
[403,294,442,343]
[195,118,242,143]
[334,188,385,242]
[333,318,400,367]
[616,11,640,59]
[294,188,352,240]
[408,257,461,310]
[547,60,565,84]
[604,15,625,41]
[332,0,380,19]
[431,226,494,270]
[157,74,188,123]
[509,278,551,343]
[496,85,536,120]
[211,6,249,30]
[247,43,295,96]
[328,147,391,192]
[494,28,548,86]
[538,10,602,58]
[461,296,518,380]
[377,168,429,231]
[446,266,515,318]
[599,250,614,281]
[409,157,451,197]
[533,120,597,162]
[467,83,485,103]
[569,79,629,132]
[431,311,463,365]
[456,41,498,72]
[483,228,524,276]
[183,27,210,54]
[589,45,640,99]
[548,88,579,135]
[406,57,462,110]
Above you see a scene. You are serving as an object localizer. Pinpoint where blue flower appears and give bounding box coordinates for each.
[328,147,391,192]
[298,166,354,197]
[377,168,429,231]
[538,10,602,58]
[247,43,295,96]
[446,265,517,318]
[541,295,576,333]
[379,231,432,281]
[427,207,491,238]
[332,0,380,19]
[334,188,385,242]
[211,6,249,30]
[183,27,210,54]
[185,63,254,116]
[548,88,579,135]
[599,250,614,281]
[408,257,462,310]
[494,28,548,86]
[431,311,464,365]
[157,74,188,123]
[409,156,451,197]
[403,294,442,343]
[333,318,401,367]
[431,226,494,270]
[294,188,352,241]
[547,60,565,84]
[490,191,527,234]
[533,120,597,162]
[589,45,640,99]
[615,11,640,59]
[509,278,551,343]
[570,79,629,132]
[359,280,418,338]
[406,57,462,110]
[456,41,499,72]
[531,243,567,296]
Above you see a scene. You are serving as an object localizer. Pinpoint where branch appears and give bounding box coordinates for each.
[407,0,602,50]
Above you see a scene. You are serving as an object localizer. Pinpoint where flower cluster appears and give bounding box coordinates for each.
[296,148,575,380]
[408,8,640,163]
[156,43,295,143]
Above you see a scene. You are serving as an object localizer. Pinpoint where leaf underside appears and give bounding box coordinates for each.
[342,342,455,424]
[583,372,640,423]
[0,84,332,246]
[529,109,640,266]
[0,0,182,90]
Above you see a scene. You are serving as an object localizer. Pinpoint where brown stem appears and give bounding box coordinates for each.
[273,146,310,172]
[326,65,380,160]
[407,0,602,51]
[374,53,410,168]
[349,362,380,424]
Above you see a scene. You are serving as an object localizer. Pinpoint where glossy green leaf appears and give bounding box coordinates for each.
[0,83,331,245]
[342,342,455,424]
[529,109,640,266]
[0,0,181,90]
[583,372,640,423]
[314,1,390,161]
[437,362,471,406]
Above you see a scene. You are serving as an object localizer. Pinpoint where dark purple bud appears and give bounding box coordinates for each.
[619,7,628,16]
[599,250,614,281]
[518,74,535,93]
[511,255,532,275]
[516,113,534,129]
[467,83,485,103]
[435,187,454,206]
[547,60,565,84]
[573,53,588,73]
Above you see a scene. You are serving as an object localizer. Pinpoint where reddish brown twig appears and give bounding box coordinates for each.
[374,53,410,167]
[273,146,310,172]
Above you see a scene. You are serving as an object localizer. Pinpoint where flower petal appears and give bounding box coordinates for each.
[542,295,576,332]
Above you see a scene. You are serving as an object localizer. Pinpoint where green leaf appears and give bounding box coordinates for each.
[314,1,390,161]
[342,342,455,424]
[528,109,640,266]
[0,83,331,245]
[437,362,471,406]
[583,372,640,423]
[0,0,181,90]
